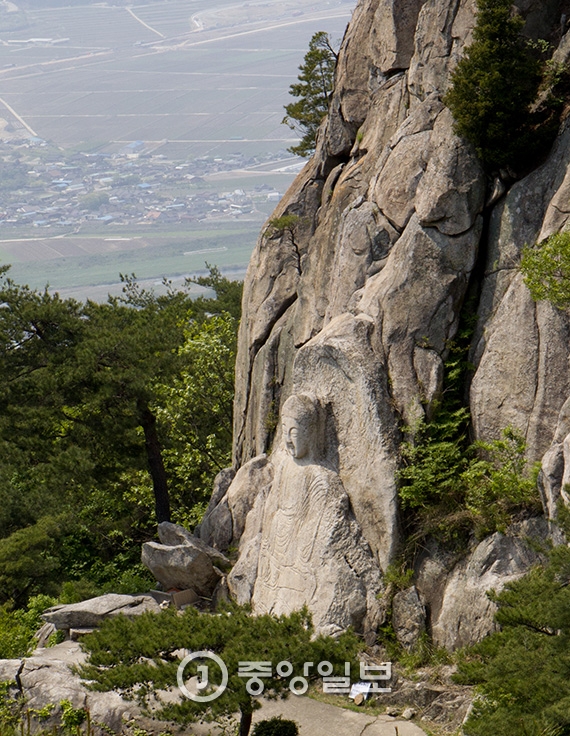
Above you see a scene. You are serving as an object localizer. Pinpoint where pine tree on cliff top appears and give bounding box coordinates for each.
[444,0,541,170]
[282,31,338,157]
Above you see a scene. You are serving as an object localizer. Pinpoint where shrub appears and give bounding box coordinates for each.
[521,231,570,308]
[462,427,541,537]
[252,716,299,736]
[0,594,57,658]
[399,420,540,544]
[443,0,541,170]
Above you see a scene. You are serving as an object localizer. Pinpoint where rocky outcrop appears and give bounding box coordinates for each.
[142,522,229,597]
[3,642,210,736]
[392,587,426,650]
[202,0,570,647]
[18,642,131,735]
[225,393,385,638]
[415,518,548,649]
[470,123,570,464]
[42,594,160,632]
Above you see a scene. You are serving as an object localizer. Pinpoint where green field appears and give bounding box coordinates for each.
[3,222,260,292]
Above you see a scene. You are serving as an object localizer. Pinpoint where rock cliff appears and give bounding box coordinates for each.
[201,0,570,649]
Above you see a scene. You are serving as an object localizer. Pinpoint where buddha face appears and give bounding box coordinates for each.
[281,393,318,460]
[282,414,310,459]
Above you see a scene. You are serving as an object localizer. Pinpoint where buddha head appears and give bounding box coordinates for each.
[281,393,320,460]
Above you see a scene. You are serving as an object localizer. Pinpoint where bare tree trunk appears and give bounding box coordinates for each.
[239,706,253,736]
[138,399,171,523]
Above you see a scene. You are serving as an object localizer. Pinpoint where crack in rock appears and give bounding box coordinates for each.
[359,716,379,736]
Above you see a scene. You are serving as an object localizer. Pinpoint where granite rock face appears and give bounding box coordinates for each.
[18,643,130,736]
[201,0,570,647]
[416,519,548,649]
[6,642,197,736]
[392,586,426,650]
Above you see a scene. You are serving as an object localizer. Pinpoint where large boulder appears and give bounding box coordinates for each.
[142,529,228,597]
[416,519,548,650]
[18,642,129,734]
[5,642,213,736]
[42,594,160,631]
[392,586,426,650]
[200,457,274,552]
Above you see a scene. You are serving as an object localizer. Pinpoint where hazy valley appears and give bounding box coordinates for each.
[0,0,353,298]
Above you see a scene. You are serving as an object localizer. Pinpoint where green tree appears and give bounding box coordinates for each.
[79,191,109,211]
[521,231,570,308]
[157,311,237,527]
[189,264,243,321]
[79,605,360,736]
[443,0,541,170]
[282,31,337,157]
[0,594,57,658]
[455,541,570,735]
[0,162,27,192]
[0,266,241,603]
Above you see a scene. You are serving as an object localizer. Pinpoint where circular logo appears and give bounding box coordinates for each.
[177,651,228,703]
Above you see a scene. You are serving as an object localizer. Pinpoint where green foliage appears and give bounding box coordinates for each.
[455,543,570,735]
[0,681,22,733]
[252,716,299,736]
[79,605,360,736]
[398,407,471,512]
[282,32,337,157]
[0,266,241,604]
[266,215,300,236]
[157,311,237,525]
[382,562,414,592]
[397,632,452,673]
[0,517,69,604]
[0,162,28,192]
[60,699,87,732]
[443,0,541,170]
[188,264,243,321]
[0,595,57,658]
[462,428,541,537]
[79,192,109,211]
[0,686,95,736]
[521,231,570,308]
[398,312,540,545]
[400,420,540,543]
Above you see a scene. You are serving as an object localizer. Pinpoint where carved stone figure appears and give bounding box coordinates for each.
[250,394,383,636]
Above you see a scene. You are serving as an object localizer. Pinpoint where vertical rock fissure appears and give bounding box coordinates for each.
[14,658,25,697]
[462,193,506,406]
[235,293,298,464]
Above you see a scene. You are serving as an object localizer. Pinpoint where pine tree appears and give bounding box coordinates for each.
[282,32,337,157]
[455,540,570,735]
[443,0,541,170]
[80,605,360,736]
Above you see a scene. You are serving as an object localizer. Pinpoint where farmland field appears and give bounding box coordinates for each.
[1,223,259,297]
[0,0,354,297]
[0,0,352,157]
